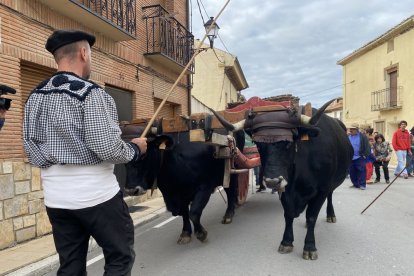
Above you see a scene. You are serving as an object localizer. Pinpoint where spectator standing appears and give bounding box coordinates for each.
[348,123,371,190]
[373,134,392,184]
[23,30,147,275]
[406,127,414,176]
[392,120,412,179]
[365,127,375,184]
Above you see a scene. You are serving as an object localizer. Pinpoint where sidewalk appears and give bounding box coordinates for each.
[0,196,166,276]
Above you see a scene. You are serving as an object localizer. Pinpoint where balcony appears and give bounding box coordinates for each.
[142,5,194,74]
[371,87,403,111]
[40,0,136,41]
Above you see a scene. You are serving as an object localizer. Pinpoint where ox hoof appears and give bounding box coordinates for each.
[303,250,318,260]
[278,244,293,254]
[326,216,337,223]
[177,232,192,244]
[124,187,146,196]
[195,230,208,242]
[221,216,233,224]
[221,212,234,224]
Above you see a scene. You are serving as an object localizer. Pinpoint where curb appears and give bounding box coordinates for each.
[6,206,166,276]
[6,255,59,276]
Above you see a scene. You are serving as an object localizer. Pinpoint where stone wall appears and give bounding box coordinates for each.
[0,159,51,250]
[0,159,163,250]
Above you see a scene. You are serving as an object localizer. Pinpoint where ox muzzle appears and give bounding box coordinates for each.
[263,176,288,192]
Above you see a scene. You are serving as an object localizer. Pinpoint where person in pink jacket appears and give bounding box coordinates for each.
[392,120,412,178]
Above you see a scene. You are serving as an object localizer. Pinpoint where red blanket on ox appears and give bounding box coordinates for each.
[234,148,261,169]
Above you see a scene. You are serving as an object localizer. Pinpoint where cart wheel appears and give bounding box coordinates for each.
[237,171,249,205]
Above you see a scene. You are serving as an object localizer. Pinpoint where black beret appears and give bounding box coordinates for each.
[0,85,16,95]
[45,29,96,54]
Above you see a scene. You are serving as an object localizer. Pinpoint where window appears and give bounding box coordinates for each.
[21,61,55,104]
[388,69,398,107]
[375,121,385,135]
[105,85,133,122]
[154,98,178,118]
[387,39,394,53]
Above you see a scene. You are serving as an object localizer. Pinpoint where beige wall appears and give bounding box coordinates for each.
[342,27,414,142]
[326,110,342,121]
[192,42,241,112]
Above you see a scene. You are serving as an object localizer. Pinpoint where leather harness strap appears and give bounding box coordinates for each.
[246,108,301,143]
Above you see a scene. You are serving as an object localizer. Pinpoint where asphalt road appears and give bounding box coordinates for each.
[45,176,414,276]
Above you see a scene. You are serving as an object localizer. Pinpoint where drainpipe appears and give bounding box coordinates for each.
[186,0,192,116]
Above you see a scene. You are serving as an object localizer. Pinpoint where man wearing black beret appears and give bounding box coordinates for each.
[23,29,147,275]
[0,84,16,131]
[45,29,96,55]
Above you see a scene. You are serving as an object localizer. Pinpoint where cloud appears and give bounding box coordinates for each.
[190,0,413,107]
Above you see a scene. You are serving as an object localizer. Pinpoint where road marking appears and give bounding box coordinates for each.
[87,254,104,267]
[153,216,177,228]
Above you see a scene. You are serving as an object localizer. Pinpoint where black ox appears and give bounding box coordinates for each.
[122,125,245,244]
[213,100,353,260]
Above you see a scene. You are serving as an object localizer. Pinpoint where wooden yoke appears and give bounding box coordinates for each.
[126,98,298,190]
[132,101,295,146]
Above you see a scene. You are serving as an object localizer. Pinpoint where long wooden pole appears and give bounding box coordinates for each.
[361,165,407,214]
[141,0,231,138]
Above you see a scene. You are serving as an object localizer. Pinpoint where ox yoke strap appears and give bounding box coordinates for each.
[252,121,299,131]
[246,105,313,143]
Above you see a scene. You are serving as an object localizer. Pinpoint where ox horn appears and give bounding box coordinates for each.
[301,99,336,126]
[209,108,245,132]
[300,115,311,125]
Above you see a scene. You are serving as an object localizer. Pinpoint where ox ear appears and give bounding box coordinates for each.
[297,126,321,138]
[152,135,174,150]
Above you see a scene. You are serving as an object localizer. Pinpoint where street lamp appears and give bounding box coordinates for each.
[204,16,220,49]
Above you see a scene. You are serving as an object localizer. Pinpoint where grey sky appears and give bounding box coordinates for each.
[190,0,413,107]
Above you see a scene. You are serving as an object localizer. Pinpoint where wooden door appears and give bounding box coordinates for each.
[389,71,397,107]
[154,98,176,119]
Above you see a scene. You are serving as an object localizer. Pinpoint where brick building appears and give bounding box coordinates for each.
[0,0,193,249]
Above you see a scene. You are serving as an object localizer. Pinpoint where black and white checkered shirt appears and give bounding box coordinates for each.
[23,72,140,168]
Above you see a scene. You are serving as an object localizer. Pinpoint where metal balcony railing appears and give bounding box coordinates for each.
[72,0,136,37]
[142,5,194,72]
[371,86,403,111]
